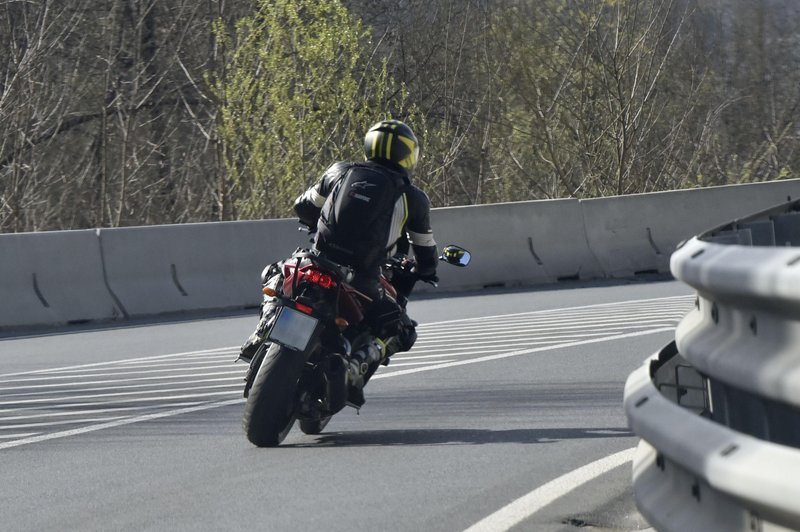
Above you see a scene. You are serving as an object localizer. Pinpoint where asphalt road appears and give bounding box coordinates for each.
[0,279,693,531]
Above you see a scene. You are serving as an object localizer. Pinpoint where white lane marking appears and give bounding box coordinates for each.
[387,359,456,367]
[374,328,675,380]
[26,360,234,375]
[417,308,682,329]
[408,340,613,356]
[1,376,244,398]
[407,336,620,354]
[412,323,679,350]
[415,318,683,341]
[418,310,687,334]
[397,353,477,361]
[0,364,236,382]
[463,448,635,532]
[0,329,670,448]
[116,351,238,363]
[0,347,238,378]
[0,432,40,439]
[0,295,688,449]
[0,399,244,450]
[111,357,235,368]
[0,402,205,422]
[411,339,592,354]
[0,371,239,391]
[417,295,693,328]
[0,390,239,413]
[0,416,127,430]
[0,295,691,381]
[0,383,243,406]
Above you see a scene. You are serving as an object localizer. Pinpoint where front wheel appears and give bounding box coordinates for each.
[243,344,307,447]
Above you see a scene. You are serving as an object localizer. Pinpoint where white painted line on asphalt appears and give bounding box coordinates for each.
[116,351,238,363]
[0,295,688,449]
[31,361,234,375]
[0,399,244,450]
[112,357,234,368]
[0,383,243,406]
[0,416,127,430]
[416,318,682,341]
[0,390,240,413]
[0,371,240,391]
[418,311,687,334]
[2,376,244,398]
[418,304,687,330]
[463,447,636,532]
[0,295,691,382]
[0,346,238,378]
[412,323,677,349]
[0,432,40,440]
[388,359,456,367]
[0,402,205,422]
[412,331,615,349]
[397,352,483,361]
[410,339,590,354]
[0,364,237,383]
[408,336,618,354]
[0,329,666,449]
[374,327,676,379]
[417,295,693,328]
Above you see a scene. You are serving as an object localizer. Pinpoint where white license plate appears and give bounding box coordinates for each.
[267,306,319,351]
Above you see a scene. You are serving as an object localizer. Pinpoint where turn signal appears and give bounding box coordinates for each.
[335,317,349,329]
[262,286,278,298]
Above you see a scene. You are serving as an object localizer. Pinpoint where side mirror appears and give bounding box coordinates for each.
[440,245,471,267]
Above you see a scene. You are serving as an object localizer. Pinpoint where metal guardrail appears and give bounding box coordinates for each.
[624,200,800,532]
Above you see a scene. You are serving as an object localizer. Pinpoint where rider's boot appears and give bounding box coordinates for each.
[237,310,273,362]
[238,332,263,363]
[345,340,384,407]
[380,314,417,366]
[239,266,284,363]
[346,362,366,408]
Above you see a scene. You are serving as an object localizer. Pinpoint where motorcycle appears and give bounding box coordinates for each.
[241,244,471,447]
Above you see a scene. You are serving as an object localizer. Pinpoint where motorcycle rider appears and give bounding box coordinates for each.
[239,120,438,393]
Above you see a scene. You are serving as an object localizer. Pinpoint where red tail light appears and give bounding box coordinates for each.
[298,266,337,289]
[294,302,314,315]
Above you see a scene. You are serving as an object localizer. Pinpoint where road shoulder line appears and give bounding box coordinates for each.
[463,447,636,532]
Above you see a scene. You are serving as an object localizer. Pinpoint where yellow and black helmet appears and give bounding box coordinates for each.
[364,119,420,173]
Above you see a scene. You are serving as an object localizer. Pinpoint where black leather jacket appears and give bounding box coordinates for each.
[294,161,438,277]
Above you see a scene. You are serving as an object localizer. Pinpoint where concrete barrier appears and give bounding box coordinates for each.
[427,199,604,291]
[0,229,121,329]
[99,220,309,317]
[581,180,800,277]
[4,179,800,329]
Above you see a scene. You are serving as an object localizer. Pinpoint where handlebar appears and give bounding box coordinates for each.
[384,254,438,287]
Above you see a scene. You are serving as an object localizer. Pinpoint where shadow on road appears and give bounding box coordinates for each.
[289,427,632,447]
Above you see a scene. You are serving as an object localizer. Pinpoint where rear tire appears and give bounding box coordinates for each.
[243,344,306,447]
[299,416,332,435]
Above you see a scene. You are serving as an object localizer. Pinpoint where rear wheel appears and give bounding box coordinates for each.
[299,416,332,435]
[243,344,307,447]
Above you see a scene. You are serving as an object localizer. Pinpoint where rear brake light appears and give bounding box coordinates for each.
[298,266,337,289]
[295,302,314,315]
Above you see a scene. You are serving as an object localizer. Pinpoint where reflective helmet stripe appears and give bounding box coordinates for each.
[372,131,380,158]
[385,133,394,160]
